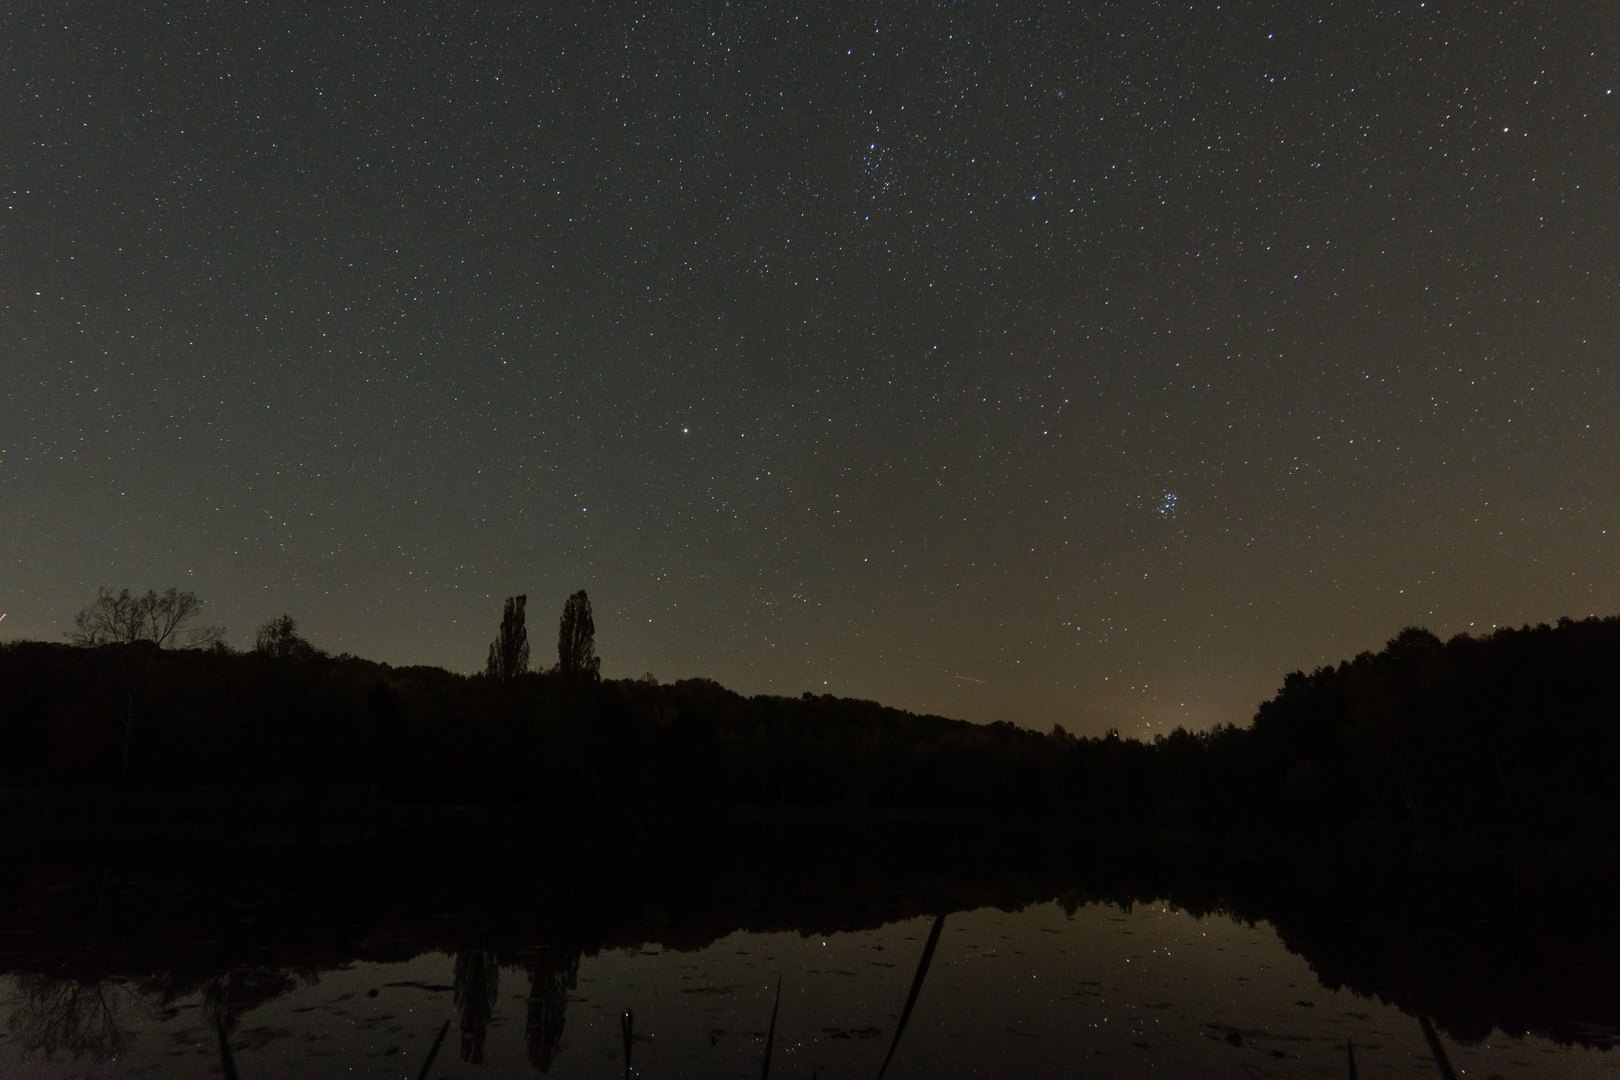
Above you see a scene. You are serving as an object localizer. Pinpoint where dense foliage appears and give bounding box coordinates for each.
[1,616,1617,837]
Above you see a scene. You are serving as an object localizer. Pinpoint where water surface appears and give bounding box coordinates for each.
[2,821,1615,1077]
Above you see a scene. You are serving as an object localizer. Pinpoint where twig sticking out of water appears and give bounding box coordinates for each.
[622,1009,634,1079]
[416,1018,451,1080]
[215,1015,238,1080]
[760,977,782,1080]
[1418,1015,1458,1080]
[1346,1038,1357,1080]
[877,913,946,1080]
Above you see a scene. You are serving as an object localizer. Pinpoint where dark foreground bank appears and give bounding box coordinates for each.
[3,615,1618,843]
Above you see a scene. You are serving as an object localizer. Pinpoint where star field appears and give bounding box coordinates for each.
[3,2,1616,733]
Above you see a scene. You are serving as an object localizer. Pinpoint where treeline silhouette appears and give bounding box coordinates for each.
[2,602,1618,839]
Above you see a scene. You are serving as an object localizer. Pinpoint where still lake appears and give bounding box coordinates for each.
[1,818,1615,1077]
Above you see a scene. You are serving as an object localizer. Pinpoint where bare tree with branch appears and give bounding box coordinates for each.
[6,975,137,1062]
[69,587,224,650]
[68,587,225,787]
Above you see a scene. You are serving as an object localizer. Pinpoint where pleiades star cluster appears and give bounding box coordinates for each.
[3,2,1615,733]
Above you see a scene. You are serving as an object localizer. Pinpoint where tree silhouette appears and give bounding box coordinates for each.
[556,591,600,681]
[69,587,223,650]
[5,975,132,1061]
[201,969,300,1036]
[453,950,500,1064]
[67,586,223,787]
[525,949,580,1073]
[255,615,318,660]
[485,595,530,683]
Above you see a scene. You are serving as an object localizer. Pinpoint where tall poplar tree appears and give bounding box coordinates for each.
[485,595,530,683]
[556,590,600,681]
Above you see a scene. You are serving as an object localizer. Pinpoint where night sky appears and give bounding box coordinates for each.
[4,3,1616,735]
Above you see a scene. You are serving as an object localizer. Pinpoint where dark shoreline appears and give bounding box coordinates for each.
[1,781,1602,856]
[7,615,1620,844]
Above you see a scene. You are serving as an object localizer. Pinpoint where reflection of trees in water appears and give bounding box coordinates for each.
[525,948,580,1073]
[201,968,303,1033]
[132,967,307,1035]
[5,964,309,1062]
[5,974,136,1061]
[455,950,501,1064]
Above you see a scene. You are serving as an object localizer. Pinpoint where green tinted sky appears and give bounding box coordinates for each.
[4,2,1616,734]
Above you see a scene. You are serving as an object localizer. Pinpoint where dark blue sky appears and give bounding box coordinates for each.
[4,2,1616,733]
